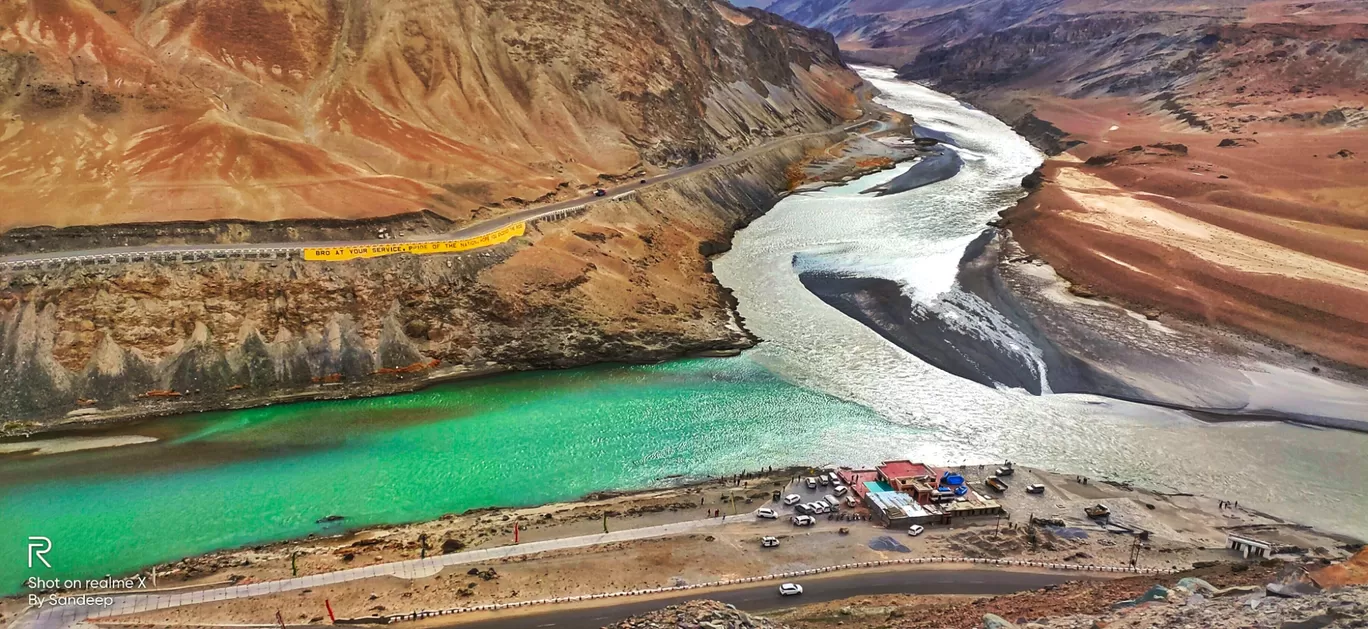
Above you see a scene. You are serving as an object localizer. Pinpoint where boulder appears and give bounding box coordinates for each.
[1266,583,1304,598]
[1176,577,1217,595]
[1280,613,1336,629]
[1113,585,1172,608]
[984,613,1019,629]
[1212,584,1263,597]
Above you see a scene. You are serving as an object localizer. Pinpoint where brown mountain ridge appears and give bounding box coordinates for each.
[0,0,862,232]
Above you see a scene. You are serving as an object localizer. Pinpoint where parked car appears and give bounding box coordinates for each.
[756,508,778,519]
[996,465,1015,477]
[805,477,818,489]
[811,502,831,514]
[908,524,925,536]
[791,515,816,526]
[1026,484,1045,494]
[818,474,830,486]
[823,495,841,509]
[784,494,802,506]
[844,496,859,508]
[833,484,849,496]
[779,583,804,596]
[761,536,780,548]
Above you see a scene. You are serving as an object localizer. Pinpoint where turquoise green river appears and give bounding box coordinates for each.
[0,358,923,595]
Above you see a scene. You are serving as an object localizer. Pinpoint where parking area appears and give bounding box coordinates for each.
[748,473,870,529]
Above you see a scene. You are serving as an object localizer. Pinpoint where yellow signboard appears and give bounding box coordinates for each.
[303,222,527,261]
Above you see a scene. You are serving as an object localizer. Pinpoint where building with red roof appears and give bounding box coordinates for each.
[876,460,942,504]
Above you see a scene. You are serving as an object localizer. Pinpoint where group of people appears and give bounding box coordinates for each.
[719,466,774,487]
[1219,500,1239,509]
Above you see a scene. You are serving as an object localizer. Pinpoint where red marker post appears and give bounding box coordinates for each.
[325,599,336,624]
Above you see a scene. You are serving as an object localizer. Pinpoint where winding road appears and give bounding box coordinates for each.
[0,120,885,271]
[432,569,1082,629]
[11,516,735,629]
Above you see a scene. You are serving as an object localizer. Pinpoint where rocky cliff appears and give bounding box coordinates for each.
[0,132,843,430]
[0,0,872,430]
[0,0,861,231]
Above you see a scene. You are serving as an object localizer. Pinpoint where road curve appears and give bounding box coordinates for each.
[0,120,886,271]
[425,568,1081,629]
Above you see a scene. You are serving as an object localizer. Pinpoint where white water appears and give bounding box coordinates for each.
[714,67,1368,539]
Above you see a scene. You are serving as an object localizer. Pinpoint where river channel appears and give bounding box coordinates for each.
[2,67,1364,596]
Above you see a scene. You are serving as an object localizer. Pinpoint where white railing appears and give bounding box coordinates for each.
[375,556,1176,623]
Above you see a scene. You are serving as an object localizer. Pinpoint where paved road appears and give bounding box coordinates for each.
[0,120,885,270]
[11,515,741,629]
[427,569,1080,629]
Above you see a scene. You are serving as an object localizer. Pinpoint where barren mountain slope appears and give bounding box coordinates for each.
[766,0,1365,66]
[0,0,882,430]
[0,0,861,232]
[774,0,1368,371]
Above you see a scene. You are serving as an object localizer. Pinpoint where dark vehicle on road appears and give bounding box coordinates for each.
[594,188,607,197]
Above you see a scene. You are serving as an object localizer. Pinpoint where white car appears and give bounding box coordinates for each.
[805,477,818,489]
[908,524,926,536]
[761,536,780,548]
[833,484,849,496]
[756,508,778,519]
[818,474,830,486]
[783,494,802,506]
[791,515,816,526]
[779,583,804,596]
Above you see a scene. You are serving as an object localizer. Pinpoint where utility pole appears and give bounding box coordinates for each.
[291,551,300,576]
[419,533,428,558]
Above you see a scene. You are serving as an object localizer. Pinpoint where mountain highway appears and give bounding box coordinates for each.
[0,119,887,271]
[425,568,1081,629]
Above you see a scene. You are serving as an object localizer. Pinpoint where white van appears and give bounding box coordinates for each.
[833,484,849,496]
[818,474,830,486]
[823,495,841,509]
[805,477,818,489]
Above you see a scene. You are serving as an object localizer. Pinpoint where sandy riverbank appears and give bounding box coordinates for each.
[797,223,1368,433]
